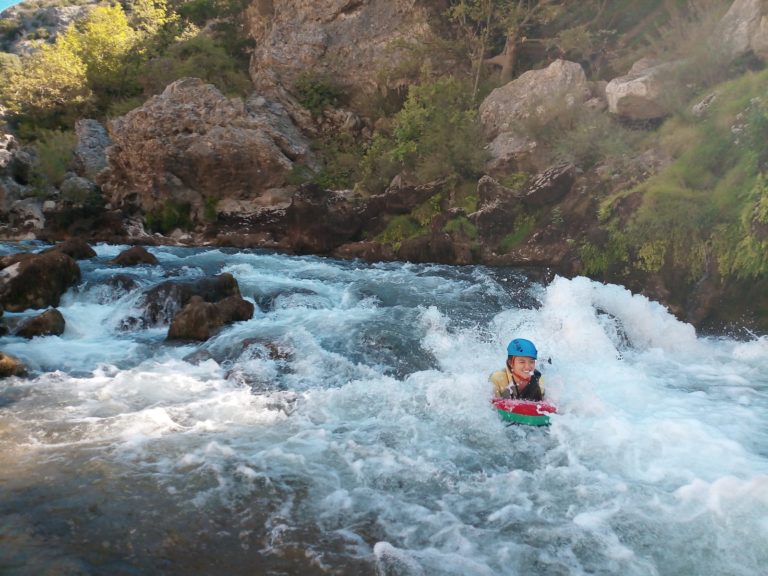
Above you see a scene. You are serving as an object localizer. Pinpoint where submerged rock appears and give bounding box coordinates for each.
[0,351,26,378]
[15,308,65,338]
[0,251,80,312]
[167,295,254,341]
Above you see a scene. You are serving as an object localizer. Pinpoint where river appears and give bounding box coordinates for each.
[0,243,766,575]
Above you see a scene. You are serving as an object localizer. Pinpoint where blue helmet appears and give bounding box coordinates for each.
[507,338,537,359]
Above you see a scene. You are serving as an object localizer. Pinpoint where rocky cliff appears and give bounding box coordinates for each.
[2,0,768,332]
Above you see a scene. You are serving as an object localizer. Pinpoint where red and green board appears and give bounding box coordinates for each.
[492,398,558,426]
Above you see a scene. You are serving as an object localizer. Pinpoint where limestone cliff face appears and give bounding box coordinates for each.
[246,0,437,112]
[99,78,313,219]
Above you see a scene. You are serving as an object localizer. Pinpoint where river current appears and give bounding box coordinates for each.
[0,243,766,575]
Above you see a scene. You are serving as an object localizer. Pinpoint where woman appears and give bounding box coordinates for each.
[489,338,544,401]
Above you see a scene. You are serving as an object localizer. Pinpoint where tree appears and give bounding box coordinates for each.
[60,4,138,101]
[448,0,563,89]
[0,40,91,130]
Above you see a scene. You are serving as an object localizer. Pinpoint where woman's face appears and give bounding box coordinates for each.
[510,356,536,380]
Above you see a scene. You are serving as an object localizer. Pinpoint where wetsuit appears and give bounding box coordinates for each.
[489,367,544,401]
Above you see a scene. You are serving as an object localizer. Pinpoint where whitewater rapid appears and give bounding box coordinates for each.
[0,243,766,575]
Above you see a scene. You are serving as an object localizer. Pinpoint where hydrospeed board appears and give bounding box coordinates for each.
[491,398,558,426]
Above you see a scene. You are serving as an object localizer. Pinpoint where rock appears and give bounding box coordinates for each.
[520,163,576,207]
[476,175,520,208]
[479,60,591,140]
[714,0,768,61]
[59,175,99,206]
[167,294,254,341]
[396,232,475,265]
[0,251,80,312]
[8,198,44,230]
[0,132,15,170]
[281,184,364,253]
[73,119,111,180]
[605,60,681,120]
[332,240,396,262]
[363,178,447,218]
[99,78,313,224]
[15,308,65,338]
[110,245,158,266]
[105,273,139,293]
[247,0,437,112]
[485,132,540,174]
[0,351,26,378]
[124,273,242,328]
[41,238,97,260]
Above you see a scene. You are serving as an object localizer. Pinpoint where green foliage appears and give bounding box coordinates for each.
[637,240,667,273]
[0,51,20,75]
[522,94,643,169]
[443,216,478,240]
[177,0,218,26]
[598,68,768,281]
[374,194,443,248]
[713,174,768,278]
[499,214,535,252]
[62,4,139,102]
[375,214,426,250]
[359,77,486,194]
[293,72,344,115]
[412,193,443,226]
[145,200,192,234]
[579,233,628,276]
[498,172,529,191]
[140,31,252,96]
[0,40,91,130]
[203,196,218,222]
[634,0,732,113]
[32,129,76,187]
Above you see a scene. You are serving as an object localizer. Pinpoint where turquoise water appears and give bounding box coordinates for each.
[1,243,767,575]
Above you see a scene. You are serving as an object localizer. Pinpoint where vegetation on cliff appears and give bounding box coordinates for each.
[3,0,768,327]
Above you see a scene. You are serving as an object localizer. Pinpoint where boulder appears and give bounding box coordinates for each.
[59,175,99,206]
[479,60,591,140]
[73,119,111,180]
[714,0,768,61]
[167,294,254,341]
[8,198,44,231]
[605,60,681,120]
[332,240,396,262]
[110,245,158,266]
[0,251,80,311]
[99,78,313,223]
[0,351,26,378]
[15,308,65,338]
[485,132,540,174]
[247,0,437,113]
[42,238,97,260]
[124,273,242,328]
[281,184,364,253]
[520,163,576,207]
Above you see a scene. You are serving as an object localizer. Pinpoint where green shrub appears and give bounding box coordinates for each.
[444,216,477,241]
[312,133,365,190]
[140,32,252,96]
[375,214,426,250]
[203,196,217,222]
[293,72,344,115]
[145,200,192,234]
[176,0,217,26]
[32,129,76,187]
[579,232,628,276]
[499,215,535,252]
[359,76,486,194]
